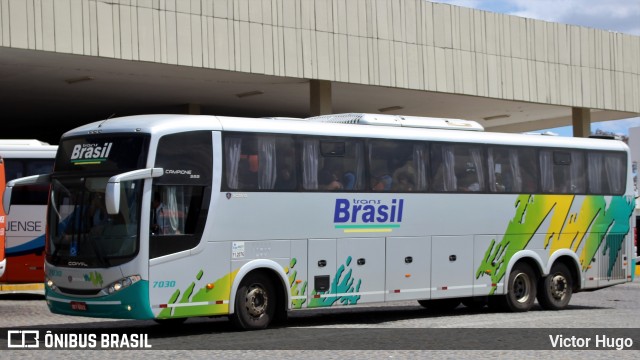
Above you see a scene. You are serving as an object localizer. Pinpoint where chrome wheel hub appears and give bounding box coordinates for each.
[550,274,568,300]
[245,286,268,318]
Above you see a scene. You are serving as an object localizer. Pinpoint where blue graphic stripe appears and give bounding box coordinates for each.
[6,235,45,255]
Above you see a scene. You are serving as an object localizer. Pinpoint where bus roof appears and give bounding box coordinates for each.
[307,113,485,131]
[0,139,58,158]
[63,114,628,153]
[0,139,52,146]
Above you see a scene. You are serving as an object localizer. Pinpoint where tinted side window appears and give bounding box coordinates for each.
[300,137,364,191]
[368,140,428,192]
[587,151,626,195]
[431,143,485,192]
[487,147,541,193]
[223,134,297,191]
[540,150,586,193]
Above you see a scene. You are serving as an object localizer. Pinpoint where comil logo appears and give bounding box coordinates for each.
[70,143,113,165]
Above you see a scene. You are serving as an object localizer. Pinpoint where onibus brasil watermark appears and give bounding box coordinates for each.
[7,330,151,349]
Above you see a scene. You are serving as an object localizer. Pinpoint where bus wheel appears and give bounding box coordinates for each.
[231,272,275,330]
[417,298,461,312]
[537,263,573,310]
[504,262,537,312]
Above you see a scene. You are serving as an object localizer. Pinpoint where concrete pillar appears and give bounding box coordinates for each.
[310,80,332,116]
[572,107,591,137]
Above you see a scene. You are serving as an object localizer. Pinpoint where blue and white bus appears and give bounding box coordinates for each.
[4,114,635,329]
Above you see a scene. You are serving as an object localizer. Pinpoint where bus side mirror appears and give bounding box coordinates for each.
[2,187,11,214]
[105,168,163,215]
[3,174,51,215]
[105,182,120,215]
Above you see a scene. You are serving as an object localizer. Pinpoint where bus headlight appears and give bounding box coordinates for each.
[106,275,142,294]
[45,277,58,292]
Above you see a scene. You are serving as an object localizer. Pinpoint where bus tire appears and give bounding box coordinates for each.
[537,263,573,310]
[504,262,537,312]
[231,272,275,330]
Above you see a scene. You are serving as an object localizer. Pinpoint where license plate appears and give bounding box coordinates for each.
[70,301,88,311]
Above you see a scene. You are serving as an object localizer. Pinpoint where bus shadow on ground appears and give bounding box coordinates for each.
[1,302,608,337]
[0,303,617,350]
[0,294,45,301]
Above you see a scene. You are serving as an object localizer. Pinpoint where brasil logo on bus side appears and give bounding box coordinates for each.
[70,143,113,165]
[333,198,404,233]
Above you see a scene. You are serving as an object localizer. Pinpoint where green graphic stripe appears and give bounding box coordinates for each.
[476,194,634,294]
[335,224,401,229]
[71,158,107,164]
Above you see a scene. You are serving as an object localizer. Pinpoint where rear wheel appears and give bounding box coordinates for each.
[230,272,275,330]
[504,262,537,312]
[537,263,573,310]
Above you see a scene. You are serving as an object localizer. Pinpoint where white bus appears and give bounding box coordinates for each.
[4,114,635,329]
[0,140,57,293]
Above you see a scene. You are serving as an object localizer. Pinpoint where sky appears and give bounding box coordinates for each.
[433,0,640,137]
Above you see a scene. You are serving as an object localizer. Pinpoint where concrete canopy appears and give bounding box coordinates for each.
[0,0,638,144]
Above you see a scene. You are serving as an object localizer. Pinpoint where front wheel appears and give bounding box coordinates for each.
[504,262,537,312]
[230,272,275,330]
[537,263,573,310]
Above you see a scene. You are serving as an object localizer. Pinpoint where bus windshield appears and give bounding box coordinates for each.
[48,176,142,267]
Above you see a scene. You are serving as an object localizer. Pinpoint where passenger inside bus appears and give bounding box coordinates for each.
[342,171,356,190]
[460,170,481,192]
[319,168,343,190]
[151,192,170,235]
[393,171,415,191]
[237,158,258,189]
[372,166,392,191]
[275,165,296,190]
[390,158,416,191]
